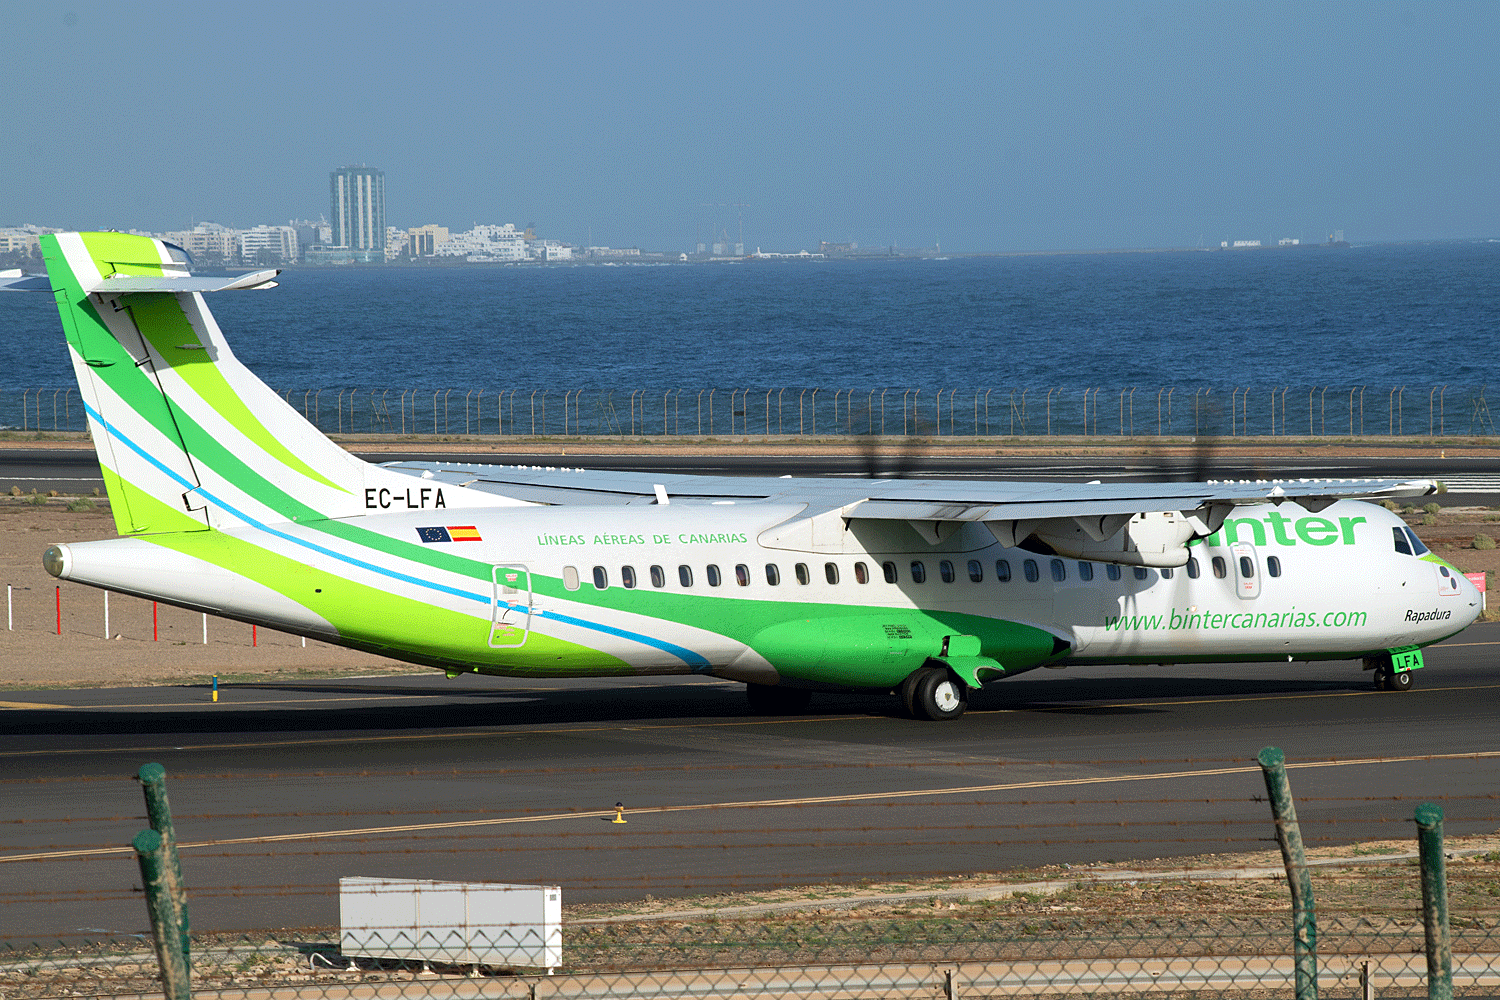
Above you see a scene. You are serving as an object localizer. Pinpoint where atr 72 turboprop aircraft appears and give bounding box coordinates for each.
[2,233,1483,720]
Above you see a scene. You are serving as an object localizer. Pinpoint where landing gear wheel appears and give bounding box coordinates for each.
[1389,668,1414,691]
[913,668,968,721]
[745,683,812,715]
[1373,665,1391,691]
[897,671,925,718]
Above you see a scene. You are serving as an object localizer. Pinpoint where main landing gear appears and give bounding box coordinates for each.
[898,666,969,721]
[1364,654,1414,692]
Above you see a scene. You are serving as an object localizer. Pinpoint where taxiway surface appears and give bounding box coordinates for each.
[2,624,1497,940]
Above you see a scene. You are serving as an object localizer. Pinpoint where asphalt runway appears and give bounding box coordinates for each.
[2,622,1498,941]
[5,447,1500,505]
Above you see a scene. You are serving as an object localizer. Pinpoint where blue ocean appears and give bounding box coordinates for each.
[3,240,1497,436]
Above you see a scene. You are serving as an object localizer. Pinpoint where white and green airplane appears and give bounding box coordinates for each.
[3,232,1483,719]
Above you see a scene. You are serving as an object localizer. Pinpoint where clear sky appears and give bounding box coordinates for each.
[5,1,1497,252]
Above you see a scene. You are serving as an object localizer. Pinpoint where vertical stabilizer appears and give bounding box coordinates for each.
[40,232,509,536]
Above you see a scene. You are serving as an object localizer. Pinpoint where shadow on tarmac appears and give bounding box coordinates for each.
[0,670,1374,738]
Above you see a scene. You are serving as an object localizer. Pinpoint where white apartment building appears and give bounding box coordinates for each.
[385,228,409,261]
[435,224,527,261]
[163,223,241,262]
[240,225,299,264]
[533,241,573,261]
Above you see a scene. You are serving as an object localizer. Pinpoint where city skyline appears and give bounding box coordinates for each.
[4,3,1499,252]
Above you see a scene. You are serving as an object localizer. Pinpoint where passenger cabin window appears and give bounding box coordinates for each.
[1106,564,1121,581]
[1239,556,1255,579]
[735,564,751,587]
[882,561,899,583]
[678,565,693,587]
[1393,526,1413,555]
[854,562,870,584]
[995,559,1011,582]
[621,566,637,589]
[1186,557,1200,579]
[824,562,840,585]
[706,564,722,587]
[765,563,781,586]
[1133,567,1149,581]
[650,565,666,588]
[1161,567,1173,579]
[563,566,580,591]
[911,561,927,584]
[1078,562,1094,582]
[1212,556,1227,579]
[795,563,811,585]
[940,560,956,583]
[1266,555,1282,577]
[1023,559,1040,583]
[592,566,608,590]
[968,560,984,583]
[1050,559,1066,582]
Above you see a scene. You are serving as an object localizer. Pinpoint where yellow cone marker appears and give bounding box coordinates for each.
[612,801,627,824]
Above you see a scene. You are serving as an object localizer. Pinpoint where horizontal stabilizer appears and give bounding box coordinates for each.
[0,268,281,293]
[87,269,281,293]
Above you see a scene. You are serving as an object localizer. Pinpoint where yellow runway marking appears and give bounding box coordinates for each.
[0,700,70,710]
[3,750,1497,865]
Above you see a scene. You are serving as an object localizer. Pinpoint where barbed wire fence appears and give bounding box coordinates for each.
[2,753,1498,997]
[6,385,1497,438]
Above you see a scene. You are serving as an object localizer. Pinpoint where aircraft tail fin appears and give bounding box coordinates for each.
[38,232,497,535]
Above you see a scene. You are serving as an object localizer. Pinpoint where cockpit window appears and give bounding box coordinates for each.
[1404,527,1430,556]
[1392,526,1413,556]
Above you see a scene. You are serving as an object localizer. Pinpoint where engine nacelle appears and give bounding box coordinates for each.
[1026,510,1203,568]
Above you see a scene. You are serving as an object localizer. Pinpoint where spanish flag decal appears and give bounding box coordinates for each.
[416,526,483,543]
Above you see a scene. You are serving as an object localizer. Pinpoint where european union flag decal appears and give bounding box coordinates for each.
[417,526,452,543]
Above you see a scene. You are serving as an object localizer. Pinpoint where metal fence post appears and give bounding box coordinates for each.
[132,828,192,1000]
[139,763,190,966]
[1257,747,1317,1000]
[1415,803,1453,1000]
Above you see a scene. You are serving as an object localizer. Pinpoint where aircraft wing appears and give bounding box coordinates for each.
[382,460,1434,567]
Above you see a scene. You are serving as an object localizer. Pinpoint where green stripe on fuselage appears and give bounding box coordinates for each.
[125,294,346,493]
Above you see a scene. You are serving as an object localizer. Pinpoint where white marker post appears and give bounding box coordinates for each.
[201,613,207,645]
[104,591,110,639]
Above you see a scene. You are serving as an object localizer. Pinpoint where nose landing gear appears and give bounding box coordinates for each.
[1364,653,1415,692]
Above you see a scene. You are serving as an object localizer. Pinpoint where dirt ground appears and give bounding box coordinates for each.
[0,498,423,689]
[0,487,1495,690]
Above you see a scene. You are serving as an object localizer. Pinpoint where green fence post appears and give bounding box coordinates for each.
[1258,747,1318,1000]
[133,828,192,1000]
[139,763,190,966]
[1415,803,1453,1000]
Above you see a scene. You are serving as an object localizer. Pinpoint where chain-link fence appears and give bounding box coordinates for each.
[6,385,1497,438]
[4,914,1499,998]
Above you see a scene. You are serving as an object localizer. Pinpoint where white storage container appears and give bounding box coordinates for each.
[339,877,561,971]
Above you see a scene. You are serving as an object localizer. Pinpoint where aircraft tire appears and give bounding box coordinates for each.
[745,683,812,715]
[897,671,925,718]
[1389,669,1414,692]
[914,669,967,721]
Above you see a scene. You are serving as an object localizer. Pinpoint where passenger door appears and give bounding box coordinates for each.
[490,564,531,648]
[1230,543,1260,600]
